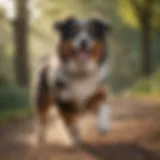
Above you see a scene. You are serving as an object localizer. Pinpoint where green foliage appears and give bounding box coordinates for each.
[0,8,14,83]
[131,68,160,95]
[0,85,29,109]
[117,0,160,30]
[0,85,31,122]
[117,0,139,28]
[0,107,31,123]
[132,78,151,94]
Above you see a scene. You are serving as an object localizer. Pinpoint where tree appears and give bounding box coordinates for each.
[130,0,153,76]
[118,0,160,76]
[13,0,29,86]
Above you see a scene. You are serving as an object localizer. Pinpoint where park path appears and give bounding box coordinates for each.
[0,96,160,160]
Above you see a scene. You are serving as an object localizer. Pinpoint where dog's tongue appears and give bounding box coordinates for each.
[79,52,88,61]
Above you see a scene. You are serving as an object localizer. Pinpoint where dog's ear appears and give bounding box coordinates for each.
[54,20,64,32]
[96,19,112,33]
[53,16,76,32]
[90,18,112,33]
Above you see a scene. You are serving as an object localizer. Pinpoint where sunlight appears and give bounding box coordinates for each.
[0,0,41,21]
[0,0,15,19]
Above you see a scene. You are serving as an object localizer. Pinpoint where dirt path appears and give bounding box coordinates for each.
[0,97,160,160]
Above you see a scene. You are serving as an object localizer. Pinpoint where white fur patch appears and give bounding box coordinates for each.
[97,104,110,133]
[56,70,100,110]
[70,73,99,107]
[99,63,108,81]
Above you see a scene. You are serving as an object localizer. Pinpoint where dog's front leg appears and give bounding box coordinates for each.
[87,85,111,135]
[96,85,111,135]
[97,102,110,135]
[57,100,80,146]
[61,112,81,145]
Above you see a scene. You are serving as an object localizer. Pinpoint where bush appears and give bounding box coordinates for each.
[130,68,160,96]
[0,85,29,109]
[0,85,31,122]
[132,78,151,94]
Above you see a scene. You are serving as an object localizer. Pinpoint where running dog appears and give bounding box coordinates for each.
[32,16,111,144]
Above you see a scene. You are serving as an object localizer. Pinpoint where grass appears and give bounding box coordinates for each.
[0,85,32,123]
[125,68,160,97]
[0,107,32,123]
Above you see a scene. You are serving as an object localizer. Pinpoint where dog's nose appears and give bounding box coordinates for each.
[80,39,88,50]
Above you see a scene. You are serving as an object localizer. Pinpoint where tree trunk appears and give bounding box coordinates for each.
[140,16,152,76]
[13,0,29,86]
[130,0,153,76]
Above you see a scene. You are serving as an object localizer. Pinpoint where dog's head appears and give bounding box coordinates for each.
[54,17,111,73]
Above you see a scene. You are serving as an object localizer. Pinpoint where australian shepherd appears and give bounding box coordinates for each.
[32,16,112,145]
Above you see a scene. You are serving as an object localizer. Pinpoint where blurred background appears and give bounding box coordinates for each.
[0,0,160,160]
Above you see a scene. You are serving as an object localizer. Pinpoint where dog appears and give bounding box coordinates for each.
[32,16,111,145]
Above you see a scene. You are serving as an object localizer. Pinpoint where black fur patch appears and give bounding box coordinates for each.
[89,19,111,40]
[55,17,77,40]
[38,67,49,93]
[55,99,78,114]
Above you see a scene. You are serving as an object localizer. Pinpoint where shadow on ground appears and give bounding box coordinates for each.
[0,137,160,160]
[81,142,160,160]
[0,97,160,160]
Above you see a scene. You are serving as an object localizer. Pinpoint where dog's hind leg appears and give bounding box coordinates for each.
[35,91,52,144]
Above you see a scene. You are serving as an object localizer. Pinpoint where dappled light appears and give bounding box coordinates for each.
[0,0,160,159]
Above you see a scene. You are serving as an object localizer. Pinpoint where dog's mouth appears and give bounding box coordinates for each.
[76,49,90,61]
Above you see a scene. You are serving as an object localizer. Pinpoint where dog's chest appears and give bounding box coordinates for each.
[55,71,99,107]
[70,75,99,105]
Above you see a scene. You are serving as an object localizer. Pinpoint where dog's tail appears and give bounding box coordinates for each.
[29,53,60,114]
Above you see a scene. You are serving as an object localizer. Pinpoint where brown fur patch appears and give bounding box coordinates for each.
[90,41,104,63]
[86,84,107,112]
[55,99,79,126]
[37,92,52,114]
[61,111,78,126]
[59,41,75,60]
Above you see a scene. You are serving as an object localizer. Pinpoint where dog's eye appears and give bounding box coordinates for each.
[72,23,80,35]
